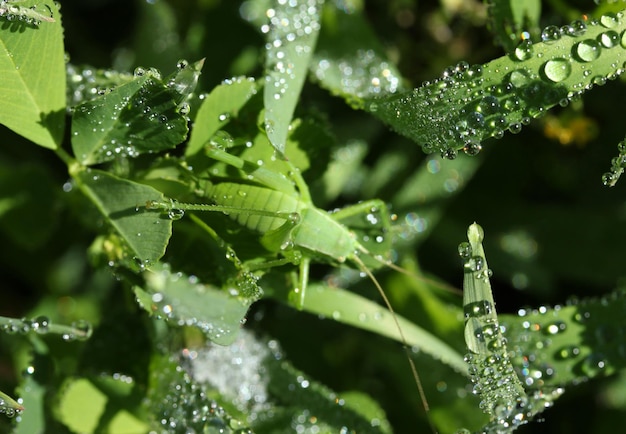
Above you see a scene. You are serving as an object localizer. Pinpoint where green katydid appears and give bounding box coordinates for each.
[147,141,460,432]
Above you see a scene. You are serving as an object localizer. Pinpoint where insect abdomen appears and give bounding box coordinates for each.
[208,182,301,233]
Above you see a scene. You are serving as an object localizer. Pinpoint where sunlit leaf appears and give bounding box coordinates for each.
[135,264,255,345]
[0,1,65,149]
[368,13,626,155]
[72,167,172,263]
[185,76,258,157]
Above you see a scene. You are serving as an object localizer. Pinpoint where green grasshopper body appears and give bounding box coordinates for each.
[147,144,445,432]
[207,181,375,265]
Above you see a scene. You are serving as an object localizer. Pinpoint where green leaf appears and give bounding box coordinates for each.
[301,283,469,375]
[312,1,405,104]
[0,1,65,149]
[263,0,323,154]
[71,71,193,165]
[185,76,258,157]
[66,63,135,108]
[72,167,172,264]
[135,264,254,345]
[502,288,626,387]
[460,223,564,433]
[368,11,626,155]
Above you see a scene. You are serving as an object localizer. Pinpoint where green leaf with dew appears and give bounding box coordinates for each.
[0,1,65,149]
[72,167,172,264]
[502,287,626,388]
[71,68,195,165]
[185,76,258,157]
[262,0,323,154]
[367,11,626,156]
[135,264,257,345]
[461,223,564,433]
[312,1,405,104]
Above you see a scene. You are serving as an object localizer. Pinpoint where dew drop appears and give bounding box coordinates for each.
[556,345,580,360]
[168,208,185,220]
[33,315,50,334]
[574,40,601,62]
[542,58,571,83]
[600,13,619,29]
[133,67,145,77]
[514,40,533,61]
[541,25,561,43]
[598,30,619,49]
[458,242,472,258]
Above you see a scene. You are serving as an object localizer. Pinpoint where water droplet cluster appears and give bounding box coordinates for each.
[314,49,402,101]
[147,353,252,433]
[0,0,54,27]
[189,329,275,419]
[66,64,134,109]
[372,12,626,156]
[0,315,92,341]
[502,288,626,391]
[142,264,261,345]
[262,0,323,101]
[602,137,626,186]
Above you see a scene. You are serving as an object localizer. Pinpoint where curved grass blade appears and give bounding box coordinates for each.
[369,12,626,156]
[0,1,64,149]
[262,0,323,154]
[0,389,24,418]
[302,283,468,375]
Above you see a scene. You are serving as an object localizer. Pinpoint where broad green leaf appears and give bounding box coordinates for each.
[367,12,626,156]
[0,1,65,149]
[262,0,323,154]
[313,1,405,103]
[135,264,255,345]
[502,288,626,388]
[72,167,172,263]
[301,283,469,375]
[56,376,148,434]
[185,76,258,157]
[71,70,193,165]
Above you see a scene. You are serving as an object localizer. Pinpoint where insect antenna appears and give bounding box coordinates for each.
[356,243,461,297]
[351,254,439,434]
